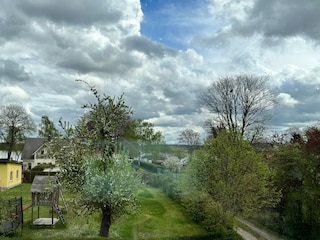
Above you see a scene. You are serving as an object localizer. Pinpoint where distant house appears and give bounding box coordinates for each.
[21,138,56,170]
[0,159,22,190]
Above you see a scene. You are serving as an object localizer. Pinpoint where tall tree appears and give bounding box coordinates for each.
[0,104,36,160]
[38,115,60,138]
[304,125,320,155]
[184,131,279,223]
[201,75,275,142]
[117,119,164,160]
[134,119,164,160]
[51,80,140,238]
[178,128,201,155]
[270,125,320,238]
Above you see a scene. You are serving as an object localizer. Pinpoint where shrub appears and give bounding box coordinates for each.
[23,163,56,183]
[180,190,233,235]
[163,156,182,173]
[139,170,180,200]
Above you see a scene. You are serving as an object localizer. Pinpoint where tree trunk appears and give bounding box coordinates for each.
[7,126,15,160]
[7,150,12,161]
[99,205,112,238]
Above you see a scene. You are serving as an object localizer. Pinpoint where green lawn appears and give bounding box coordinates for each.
[1,184,210,239]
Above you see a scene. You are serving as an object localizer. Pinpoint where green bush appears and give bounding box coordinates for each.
[139,167,237,237]
[23,163,57,183]
[161,175,180,200]
[180,191,234,235]
[140,170,180,200]
[31,163,55,171]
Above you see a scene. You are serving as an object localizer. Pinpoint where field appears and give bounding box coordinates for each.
[0,183,211,240]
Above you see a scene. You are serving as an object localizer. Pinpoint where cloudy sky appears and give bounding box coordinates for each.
[1,0,320,143]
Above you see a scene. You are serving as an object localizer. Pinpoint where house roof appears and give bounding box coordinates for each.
[0,158,22,165]
[30,175,59,193]
[21,138,47,160]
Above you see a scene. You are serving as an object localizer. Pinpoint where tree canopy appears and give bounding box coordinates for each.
[122,119,164,160]
[201,75,275,142]
[38,115,60,138]
[0,104,36,160]
[269,124,320,238]
[51,81,141,238]
[182,131,280,229]
[178,128,201,155]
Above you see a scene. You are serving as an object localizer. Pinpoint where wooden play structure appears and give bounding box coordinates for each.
[30,176,67,227]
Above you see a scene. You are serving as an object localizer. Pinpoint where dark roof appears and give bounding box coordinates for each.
[0,159,22,165]
[30,176,58,193]
[21,138,46,160]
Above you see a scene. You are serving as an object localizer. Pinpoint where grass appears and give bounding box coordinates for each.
[1,184,210,239]
[111,188,209,239]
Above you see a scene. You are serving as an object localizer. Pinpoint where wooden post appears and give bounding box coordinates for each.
[51,206,54,225]
[20,197,23,234]
[31,204,33,223]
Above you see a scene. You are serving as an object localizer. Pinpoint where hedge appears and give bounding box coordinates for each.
[132,160,165,173]
[23,171,56,183]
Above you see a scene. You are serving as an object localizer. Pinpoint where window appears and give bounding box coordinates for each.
[10,171,13,181]
[16,170,19,179]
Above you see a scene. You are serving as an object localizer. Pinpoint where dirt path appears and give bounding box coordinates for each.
[236,227,258,240]
[236,217,283,240]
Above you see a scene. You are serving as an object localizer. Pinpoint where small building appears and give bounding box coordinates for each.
[21,138,56,170]
[0,159,22,190]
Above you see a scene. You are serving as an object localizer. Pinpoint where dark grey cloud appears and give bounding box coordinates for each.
[0,59,31,82]
[57,47,142,74]
[162,87,200,115]
[0,0,127,48]
[122,35,177,58]
[17,0,122,26]
[277,79,318,101]
[271,74,320,130]
[0,13,28,41]
[271,97,320,129]
[198,0,320,49]
[236,0,320,40]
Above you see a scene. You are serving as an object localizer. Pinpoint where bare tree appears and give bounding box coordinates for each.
[178,128,201,154]
[201,75,275,142]
[0,104,36,160]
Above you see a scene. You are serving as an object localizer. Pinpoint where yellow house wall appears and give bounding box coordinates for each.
[0,163,22,190]
[0,164,8,189]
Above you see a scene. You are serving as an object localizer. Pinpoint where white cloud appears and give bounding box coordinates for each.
[0,86,30,105]
[276,93,299,107]
[0,0,320,143]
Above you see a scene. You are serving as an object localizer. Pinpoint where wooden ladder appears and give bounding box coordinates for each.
[54,204,65,224]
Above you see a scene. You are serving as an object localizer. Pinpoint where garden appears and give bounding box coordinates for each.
[0,183,215,240]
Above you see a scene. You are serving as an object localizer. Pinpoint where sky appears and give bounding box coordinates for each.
[1,0,320,143]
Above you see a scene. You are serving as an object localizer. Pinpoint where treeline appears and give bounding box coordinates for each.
[138,125,320,240]
[137,131,269,239]
[260,125,320,239]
